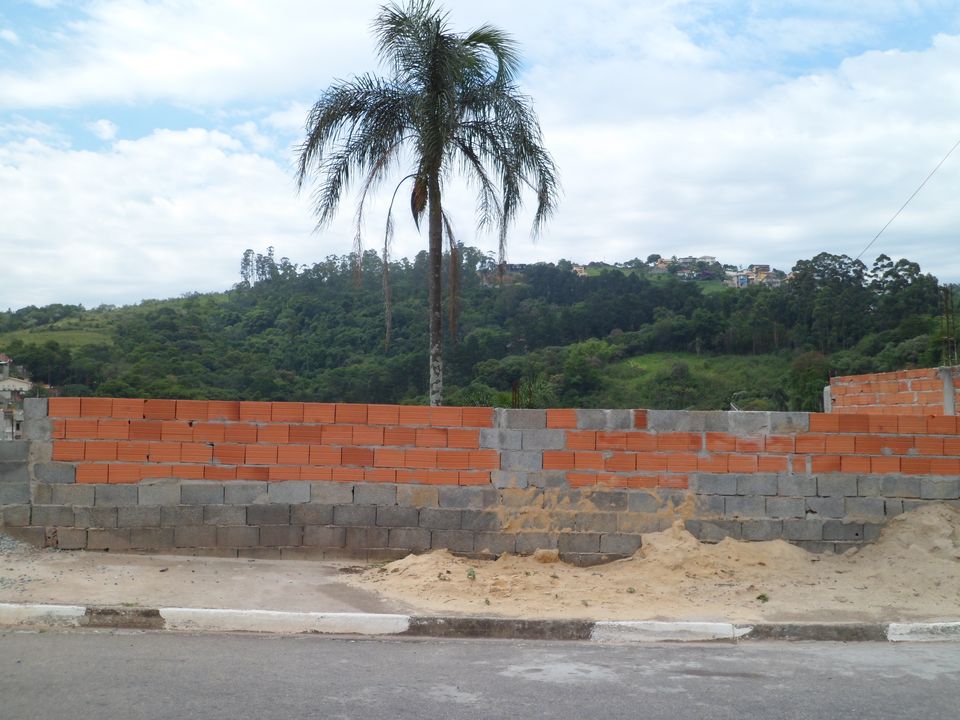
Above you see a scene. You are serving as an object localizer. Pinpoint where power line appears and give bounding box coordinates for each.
[855,136,960,262]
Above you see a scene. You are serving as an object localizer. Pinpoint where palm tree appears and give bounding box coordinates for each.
[296,0,559,406]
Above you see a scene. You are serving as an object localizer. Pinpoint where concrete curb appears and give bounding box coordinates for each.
[1,603,959,643]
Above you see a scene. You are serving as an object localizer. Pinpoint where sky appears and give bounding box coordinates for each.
[2,0,960,310]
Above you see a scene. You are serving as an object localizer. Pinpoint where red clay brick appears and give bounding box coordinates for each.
[365,468,397,483]
[84,441,118,461]
[898,416,928,434]
[245,445,278,465]
[332,467,364,482]
[204,465,236,480]
[854,436,884,454]
[945,438,960,455]
[65,419,98,439]
[915,437,944,455]
[336,404,368,424]
[596,432,627,451]
[543,450,576,470]
[811,455,842,473]
[901,457,932,474]
[437,450,471,469]
[143,399,177,420]
[705,433,737,452]
[574,452,604,470]
[735,437,764,453]
[51,420,66,439]
[405,449,438,468]
[697,454,729,473]
[659,475,689,489]
[277,445,310,465]
[81,397,114,417]
[207,401,240,421]
[634,410,648,429]
[223,423,258,443]
[658,432,701,451]
[546,409,577,429]
[141,465,173,479]
[269,466,301,482]
[310,446,342,466]
[567,472,597,488]
[342,447,374,466]
[302,402,336,423]
[840,456,870,473]
[52,440,85,461]
[97,419,130,440]
[393,470,421,484]
[149,442,181,463]
[321,425,353,446]
[604,453,636,472]
[615,475,659,489]
[459,471,491,486]
[271,402,304,422]
[446,429,480,449]
[129,420,163,441]
[76,464,108,484]
[111,399,144,419]
[423,470,460,485]
[288,425,325,443]
[257,424,289,444]
[795,434,827,453]
[430,407,462,427]
[825,435,856,453]
[667,453,699,472]
[236,466,270,481]
[566,431,596,450]
[192,423,226,443]
[180,442,213,463]
[352,425,385,446]
[108,463,142,484]
[867,415,899,433]
[160,421,193,442]
[468,450,500,470]
[790,456,808,474]
[367,404,400,425]
[239,402,272,422]
[212,444,246,465]
[635,453,668,472]
[48,397,81,417]
[928,416,958,434]
[170,464,205,479]
[117,441,149,462]
[384,427,417,446]
[764,435,795,453]
[728,454,758,473]
[300,466,333,481]
[809,414,841,432]
[373,448,405,468]
[625,432,656,452]
[837,414,870,432]
[416,428,447,448]
[176,400,209,421]
[871,456,901,473]
[461,407,494,428]
[397,406,431,426]
[930,458,960,475]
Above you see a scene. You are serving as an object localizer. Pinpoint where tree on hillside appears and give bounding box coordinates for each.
[296,0,559,405]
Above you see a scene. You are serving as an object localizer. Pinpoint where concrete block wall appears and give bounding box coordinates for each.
[828,366,959,415]
[1,398,958,564]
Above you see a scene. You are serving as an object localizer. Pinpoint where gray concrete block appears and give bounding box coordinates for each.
[203,505,247,525]
[396,485,438,508]
[161,505,203,527]
[354,483,397,506]
[23,397,47,420]
[290,504,333,525]
[310,482,354,505]
[558,532,600,553]
[216,526,259,547]
[778,475,817,497]
[54,528,87,550]
[521,430,565,451]
[694,494,725,516]
[626,491,659,513]
[50,484,94,506]
[599,533,642,555]
[902,499,927,512]
[2,526,45,546]
[438,486,497,509]
[480,428,522,450]
[387,527,431,551]
[727,411,770,435]
[0,441,28,462]
[822,521,864,541]
[491,470,529,489]
[474,532,516,555]
[646,410,708,432]
[515,532,559,553]
[570,512,615,534]
[741,519,783,541]
[782,519,824,541]
[684,519,741,542]
[129,528,175,548]
[858,475,920,498]
[0,465,29,485]
[692,474,737,495]
[138,482,181,506]
[657,490,688,510]
[32,483,52,504]
[246,504,289,525]
[768,412,809,433]
[724,495,765,518]
[86,528,132,551]
[74,506,118,528]
[118,506,161,528]
[181,482,224,505]
[844,497,886,521]
[20,418,52,442]
[737,474,779,496]
[344,526,389,549]
[31,505,74,527]
[863,523,883,542]
[376,506,420,527]
[174,525,217,547]
[259,525,303,546]
[575,409,632,430]
[885,499,904,516]
[921,478,960,500]
[818,475,858,497]
[33,463,76,484]
[525,471,569,489]
[268,481,310,504]
[500,450,541,472]
[460,510,500,532]
[805,496,845,518]
[302,525,345,547]
[581,490,628,512]
[0,504,30,526]
[765,497,804,518]
[499,488,543,508]
[333,504,376,527]
[431,529,474,553]
[224,481,269,505]
[419,508,461,530]
[498,409,546,430]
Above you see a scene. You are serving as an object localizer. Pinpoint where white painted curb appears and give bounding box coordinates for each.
[0,602,86,627]
[160,608,411,635]
[591,621,741,643]
[887,622,960,642]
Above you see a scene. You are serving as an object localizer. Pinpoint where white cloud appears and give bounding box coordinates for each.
[86,118,117,140]
[0,29,20,45]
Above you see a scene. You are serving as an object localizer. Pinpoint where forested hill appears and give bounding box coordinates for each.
[0,248,952,411]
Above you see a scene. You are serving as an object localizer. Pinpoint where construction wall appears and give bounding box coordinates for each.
[1,397,958,564]
[828,366,959,415]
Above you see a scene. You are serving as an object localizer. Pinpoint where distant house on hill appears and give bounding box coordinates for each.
[0,355,32,441]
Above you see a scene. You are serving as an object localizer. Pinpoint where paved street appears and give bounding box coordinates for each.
[2,631,959,719]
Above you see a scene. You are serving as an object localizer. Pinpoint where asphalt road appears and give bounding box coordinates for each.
[2,631,959,719]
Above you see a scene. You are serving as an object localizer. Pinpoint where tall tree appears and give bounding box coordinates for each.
[295,0,559,405]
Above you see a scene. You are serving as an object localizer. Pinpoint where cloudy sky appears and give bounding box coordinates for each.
[3,0,960,310]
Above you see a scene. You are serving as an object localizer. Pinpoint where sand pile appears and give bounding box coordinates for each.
[344,503,960,622]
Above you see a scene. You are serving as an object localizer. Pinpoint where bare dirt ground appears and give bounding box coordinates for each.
[342,503,960,622]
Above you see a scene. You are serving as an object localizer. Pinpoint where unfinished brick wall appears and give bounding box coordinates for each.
[1,398,957,564]
[829,366,959,415]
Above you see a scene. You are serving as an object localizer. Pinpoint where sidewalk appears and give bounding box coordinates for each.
[1,537,958,642]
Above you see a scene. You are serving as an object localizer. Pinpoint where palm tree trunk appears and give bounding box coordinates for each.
[428,174,444,406]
